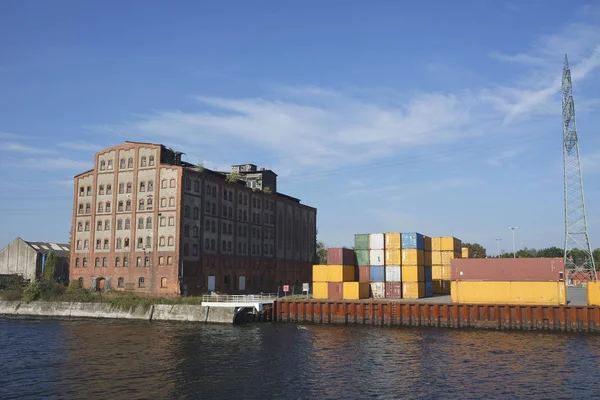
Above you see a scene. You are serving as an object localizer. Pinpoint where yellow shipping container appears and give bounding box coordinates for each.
[461,247,471,258]
[587,282,600,306]
[401,249,424,266]
[401,265,425,282]
[403,281,425,299]
[312,282,329,299]
[451,281,566,306]
[343,282,370,300]
[312,265,328,282]
[432,251,442,265]
[423,235,432,252]
[423,251,432,266]
[432,265,443,280]
[432,279,451,295]
[440,236,462,252]
[385,248,401,266]
[385,232,401,249]
[431,237,442,251]
[312,265,355,282]
[440,251,461,265]
[441,265,451,280]
[326,265,355,282]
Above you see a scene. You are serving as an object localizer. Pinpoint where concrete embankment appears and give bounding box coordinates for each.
[0,301,236,324]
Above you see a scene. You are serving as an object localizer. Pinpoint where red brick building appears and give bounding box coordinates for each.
[70,141,317,296]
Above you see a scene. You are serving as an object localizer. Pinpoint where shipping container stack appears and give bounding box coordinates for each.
[450,258,567,306]
[312,247,360,299]
[401,232,427,299]
[431,236,462,295]
[368,233,386,299]
[384,232,402,299]
[354,234,371,286]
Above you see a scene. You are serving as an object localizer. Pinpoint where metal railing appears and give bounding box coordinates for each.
[201,293,278,303]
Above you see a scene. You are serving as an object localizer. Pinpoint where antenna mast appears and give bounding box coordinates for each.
[562,54,597,285]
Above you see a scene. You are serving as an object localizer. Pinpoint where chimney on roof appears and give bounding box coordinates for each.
[260,168,265,171]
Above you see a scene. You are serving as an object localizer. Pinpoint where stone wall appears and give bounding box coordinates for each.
[0,301,236,324]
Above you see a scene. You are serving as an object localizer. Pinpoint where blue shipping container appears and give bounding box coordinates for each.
[425,282,433,297]
[370,266,385,282]
[401,233,424,250]
[424,266,432,282]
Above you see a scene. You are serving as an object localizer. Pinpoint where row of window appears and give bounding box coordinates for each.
[76,276,166,290]
[99,155,156,172]
[75,234,178,251]
[74,255,173,268]
[77,198,155,215]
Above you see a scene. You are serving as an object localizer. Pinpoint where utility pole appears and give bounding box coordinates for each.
[495,238,502,258]
[562,54,597,285]
[509,227,518,258]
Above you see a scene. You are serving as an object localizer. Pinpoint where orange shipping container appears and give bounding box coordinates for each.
[312,282,328,299]
[450,281,566,306]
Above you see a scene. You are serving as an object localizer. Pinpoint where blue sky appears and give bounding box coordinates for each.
[1,0,600,255]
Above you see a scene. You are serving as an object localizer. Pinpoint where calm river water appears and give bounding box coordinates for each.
[1,318,599,399]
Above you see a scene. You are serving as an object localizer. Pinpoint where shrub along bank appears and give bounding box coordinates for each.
[0,278,203,311]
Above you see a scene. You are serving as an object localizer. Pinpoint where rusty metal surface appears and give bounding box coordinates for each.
[451,258,565,282]
[274,299,600,333]
[327,248,357,266]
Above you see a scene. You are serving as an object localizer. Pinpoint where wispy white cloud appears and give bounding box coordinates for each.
[58,141,103,151]
[22,158,93,171]
[85,14,600,178]
[487,148,526,168]
[0,142,52,154]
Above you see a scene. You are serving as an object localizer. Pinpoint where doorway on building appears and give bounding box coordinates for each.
[96,277,106,292]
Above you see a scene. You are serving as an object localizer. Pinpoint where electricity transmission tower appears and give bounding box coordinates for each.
[562,54,597,285]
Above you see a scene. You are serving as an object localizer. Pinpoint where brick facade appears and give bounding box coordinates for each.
[70,141,316,296]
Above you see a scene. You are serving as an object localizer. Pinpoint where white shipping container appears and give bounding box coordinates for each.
[370,282,386,299]
[369,249,385,266]
[385,266,402,282]
[369,233,385,250]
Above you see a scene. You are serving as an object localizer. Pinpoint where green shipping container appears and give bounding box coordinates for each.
[355,234,369,250]
[356,249,369,266]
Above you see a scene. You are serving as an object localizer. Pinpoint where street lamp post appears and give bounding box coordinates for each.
[495,238,502,258]
[509,227,518,258]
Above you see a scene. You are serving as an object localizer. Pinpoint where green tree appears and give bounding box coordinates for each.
[463,242,487,258]
[593,248,600,264]
[537,246,563,258]
[226,171,241,183]
[516,247,537,258]
[315,241,327,264]
[44,251,58,282]
[195,161,205,173]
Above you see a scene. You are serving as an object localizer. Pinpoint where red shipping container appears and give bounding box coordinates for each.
[451,258,565,282]
[328,282,343,299]
[385,282,402,299]
[327,248,357,266]
[359,266,370,282]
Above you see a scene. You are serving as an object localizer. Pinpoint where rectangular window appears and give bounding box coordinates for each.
[168,217,174,226]
[160,217,166,227]
[167,256,172,265]
[106,185,112,195]
[168,237,174,246]
[161,198,167,207]
[137,256,142,267]
[123,256,129,267]
[160,237,165,246]
[76,258,80,267]
[159,256,164,265]
[169,198,175,207]
[138,238,143,248]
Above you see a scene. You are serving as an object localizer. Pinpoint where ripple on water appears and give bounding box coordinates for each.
[1,319,600,399]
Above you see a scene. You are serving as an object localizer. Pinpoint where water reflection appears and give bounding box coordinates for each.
[1,319,600,399]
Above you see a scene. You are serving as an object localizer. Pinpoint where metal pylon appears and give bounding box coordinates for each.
[562,54,597,286]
